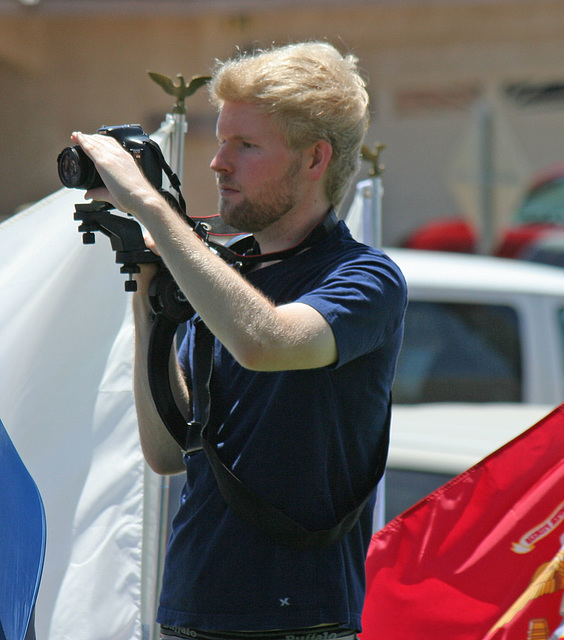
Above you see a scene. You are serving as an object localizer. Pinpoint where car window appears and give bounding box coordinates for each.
[385,468,454,523]
[393,301,522,403]
[515,179,564,225]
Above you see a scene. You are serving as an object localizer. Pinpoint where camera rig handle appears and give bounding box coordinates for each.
[73,198,198,447]
[74,201,162,291]
[147,267,204,453]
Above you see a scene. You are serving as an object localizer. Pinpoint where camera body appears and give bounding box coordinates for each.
[57,124,163,191]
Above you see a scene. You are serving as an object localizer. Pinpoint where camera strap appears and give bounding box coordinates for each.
[200,327,391,550]
[150,308,390,550]
[204,208,339,273]
[181,316,391,551]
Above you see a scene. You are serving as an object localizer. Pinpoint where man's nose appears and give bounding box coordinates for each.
[210,145,232,173]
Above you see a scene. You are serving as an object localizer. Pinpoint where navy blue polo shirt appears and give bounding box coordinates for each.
[157,221,407,633]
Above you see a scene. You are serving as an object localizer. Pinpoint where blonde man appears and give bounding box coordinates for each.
[72,41,406,640]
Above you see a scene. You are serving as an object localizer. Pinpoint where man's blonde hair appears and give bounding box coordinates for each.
[209,41,370,208]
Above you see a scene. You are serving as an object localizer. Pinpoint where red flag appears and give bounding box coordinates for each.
[361,404,564,640]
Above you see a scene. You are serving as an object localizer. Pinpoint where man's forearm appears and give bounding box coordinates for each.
[136,197,337,372]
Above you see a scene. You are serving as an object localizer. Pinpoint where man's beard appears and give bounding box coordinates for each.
[217,158,301,233]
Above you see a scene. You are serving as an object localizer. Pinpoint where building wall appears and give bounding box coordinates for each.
[2,1,564,245]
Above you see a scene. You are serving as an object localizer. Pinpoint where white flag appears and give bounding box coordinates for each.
[0,121,175,640]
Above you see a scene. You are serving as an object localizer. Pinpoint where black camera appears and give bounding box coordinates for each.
[57,124,163,191]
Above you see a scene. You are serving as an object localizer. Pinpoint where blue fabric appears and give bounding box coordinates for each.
[0,419,46,640]
[158,222,407,632]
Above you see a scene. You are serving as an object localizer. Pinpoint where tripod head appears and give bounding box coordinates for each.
[73,200,162,291]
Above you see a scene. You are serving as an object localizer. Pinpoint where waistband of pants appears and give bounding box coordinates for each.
[160,623,357,640]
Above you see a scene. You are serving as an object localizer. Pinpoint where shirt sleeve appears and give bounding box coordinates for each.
[297,250,407,368]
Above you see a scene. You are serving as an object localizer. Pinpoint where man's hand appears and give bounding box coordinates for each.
[132,231,160,295]
[70,131,160,216]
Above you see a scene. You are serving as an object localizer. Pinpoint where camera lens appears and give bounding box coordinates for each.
[57,145,102,190]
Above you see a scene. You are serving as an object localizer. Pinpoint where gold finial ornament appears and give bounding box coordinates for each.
[148,72,211,114]
[361,143,386,177]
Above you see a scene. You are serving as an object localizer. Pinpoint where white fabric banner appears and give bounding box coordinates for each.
[0,121,175,640]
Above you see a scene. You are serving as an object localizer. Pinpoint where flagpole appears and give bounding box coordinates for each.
[360,143,387,531]
[145,71,210,640]
[169,110,187,178]
[360,143,386,249]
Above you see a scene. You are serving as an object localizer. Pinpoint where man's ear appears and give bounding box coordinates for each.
[305,140,333,181]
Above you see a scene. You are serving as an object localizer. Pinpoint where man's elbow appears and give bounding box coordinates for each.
[233,344,273,371]
[232,341,327,372]
[141,443,185,476]
[145,456,185,477]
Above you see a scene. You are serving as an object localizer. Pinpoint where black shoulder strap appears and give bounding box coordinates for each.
[193,321,391,551]
[147,306,390,549]
[147,268,204,455]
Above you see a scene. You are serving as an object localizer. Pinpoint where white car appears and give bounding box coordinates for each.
[383,248,564,522]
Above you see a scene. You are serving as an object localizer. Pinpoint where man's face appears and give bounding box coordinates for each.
[210,101,304,233]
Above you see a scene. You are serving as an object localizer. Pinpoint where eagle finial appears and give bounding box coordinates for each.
[148,72,211,114]
[361,143,386,177]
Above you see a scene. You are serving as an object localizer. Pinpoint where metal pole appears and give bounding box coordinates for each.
[477,100,495,255]
[144,72,210,640]
[169,111,188,178]
[360,144,387,531]
[366,175,383,249]
[361,143,386,249]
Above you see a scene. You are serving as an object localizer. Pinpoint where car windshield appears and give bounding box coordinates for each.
[393,301,522,403]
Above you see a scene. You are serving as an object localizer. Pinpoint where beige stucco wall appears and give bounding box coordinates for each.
[2,1,564,244]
